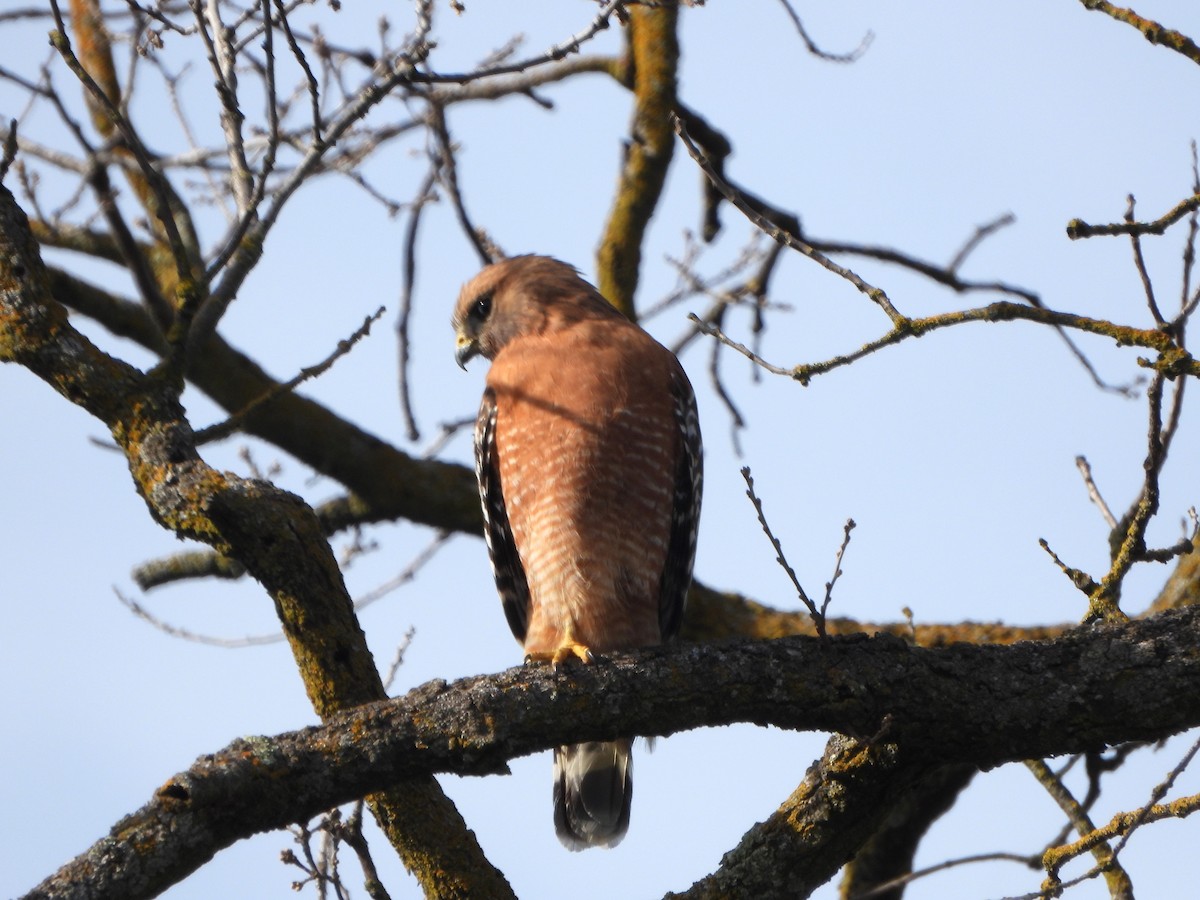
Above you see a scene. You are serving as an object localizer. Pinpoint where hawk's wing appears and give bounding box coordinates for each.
[658,371,703,641]
[475,388,530,642]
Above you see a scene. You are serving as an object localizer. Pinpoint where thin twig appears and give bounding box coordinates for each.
[1125,195,1165,325]
[32,53,176,330]
[114,587,282,647]
[687,313,791,376]
[1038,537,1100,597]
[339,803,393,900]
[420,416,477,459]
[410,0,623,84]
[0,117,17,182]
[428,103,493,265]
[740,466,825,638]
[773,0,873,62]
[673,112,907,326]
[194,0,253,215]
[396,166,439,441]
[352,531,451,614]
[948,212,1016,274]
[198,19,433,326]
[821,518,856,623]
[272,0,322,141]
[1115,734,1200,857]
[850,851,1038,899]
[381,627,417,695]
[1074,0,1200,68]
[1180,142,1200,321]
[706,307,747,456]
[1075,456,1118,529]
[122,532,448,648]
[1091,371,1168,620]
[195,305,386,444]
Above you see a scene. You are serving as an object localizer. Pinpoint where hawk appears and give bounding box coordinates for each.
[452,255,702,850]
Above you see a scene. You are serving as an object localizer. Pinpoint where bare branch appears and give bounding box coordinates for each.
[23,608,1200,900]
[48,0,197,298]
[192,0,254,215]
[1025,758,1133,898]
[1076,0,1200,67]
[115,586,281,648]
[1090,371,1169,620]
[0,117,17,182]
[194,305,387,445]
[271,0,322,142]
[740,466,826,638]
[596,2,679,318]
[773,0,873,62]
[0,180,510,898]
[1068,191,1200,240]
[132,549,246,590]
[947,212,1016,274]
[1034,733,1200,899]
[673,112,907,326]
[1076,455,1119,530]
[1039,537,1100,598]
[1125,194,1166,325]
[705,306,748,454]
[411,0,624,84]
[687,312,791,376]
[1181,142,1200,319]
[849,850,1037,899]
[427,103,493,265]
[821,518,856,623]
[396,166,439,441]
[697,292,1195,386]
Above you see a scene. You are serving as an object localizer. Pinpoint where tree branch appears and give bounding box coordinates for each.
[836,764,978,900]
[0,182,510,899]
[1077,1,1200,67]
[24,607,1200,900]
[46,267,483,535]
[596,2,679,318]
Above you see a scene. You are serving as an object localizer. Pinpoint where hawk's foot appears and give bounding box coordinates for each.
[525,642,595,669]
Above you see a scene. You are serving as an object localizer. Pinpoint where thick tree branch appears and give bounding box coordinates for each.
[673,733,929,900]
[24,607,1200,900]
[672,734,921,900]
[596,2,679,318]
[835,764,978,900]
[0,183,510,899]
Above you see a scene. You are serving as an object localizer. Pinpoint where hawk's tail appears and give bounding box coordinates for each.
[552,739,632,850]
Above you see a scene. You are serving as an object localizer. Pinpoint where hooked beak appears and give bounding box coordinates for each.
[455,332,480,370]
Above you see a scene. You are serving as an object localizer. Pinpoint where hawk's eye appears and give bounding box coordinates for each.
[472,291,493,323]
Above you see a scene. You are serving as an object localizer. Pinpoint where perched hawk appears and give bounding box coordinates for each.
[452,255,702,850]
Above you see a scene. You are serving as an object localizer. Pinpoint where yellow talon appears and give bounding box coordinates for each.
[525,642,595,668]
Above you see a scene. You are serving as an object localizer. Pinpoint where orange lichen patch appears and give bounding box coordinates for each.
[683,582,1074,646]
[110,818,165,859]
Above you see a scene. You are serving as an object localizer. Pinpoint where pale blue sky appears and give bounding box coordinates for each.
[4,2,1200,898]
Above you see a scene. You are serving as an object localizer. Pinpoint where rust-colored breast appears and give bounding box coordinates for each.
[487,318,682,655]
